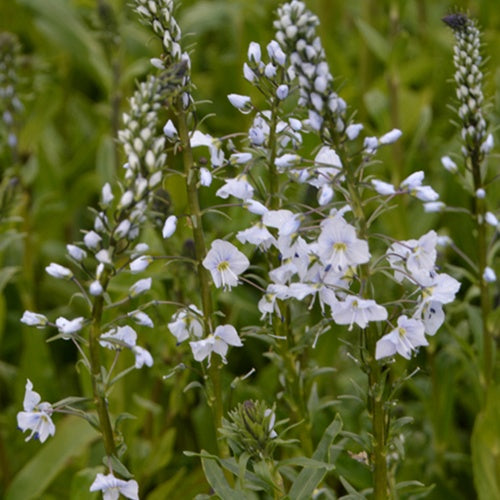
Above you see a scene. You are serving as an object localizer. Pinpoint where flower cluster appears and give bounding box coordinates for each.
[442,13,491,159]
[274,0,346,133]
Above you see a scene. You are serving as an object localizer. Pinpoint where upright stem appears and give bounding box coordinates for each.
[344,155,388,498]
[88,275,116,458]
[177,107,227,455]
[469,153,492,390]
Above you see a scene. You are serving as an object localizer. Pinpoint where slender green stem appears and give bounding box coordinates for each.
[177,107,228,456]
[469,152,493,390]
[343,152,388,498]
[88,274,116,458]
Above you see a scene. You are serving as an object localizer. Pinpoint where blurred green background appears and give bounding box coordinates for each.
[0,0,499,498]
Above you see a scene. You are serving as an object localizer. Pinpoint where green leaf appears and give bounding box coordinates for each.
[355,19,391,63]
[200,451,240,500]
[471,385,500,500]
[288,414,342,500]
[5,416,98,500]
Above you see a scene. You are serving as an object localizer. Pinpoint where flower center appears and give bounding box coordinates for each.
[217,260,230,272]
[333,242,347,252]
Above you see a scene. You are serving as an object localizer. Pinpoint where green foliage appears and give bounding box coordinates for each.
[0,0,499,498]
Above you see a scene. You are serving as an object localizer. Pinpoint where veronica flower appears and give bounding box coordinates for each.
[89,472,139,500]
[216,175,254,200]
[129,277,152,297]
[162,215,178,238]
[375,316,428,360]
[202,240,249,290]
[400,171,439,202]
[379,128,402,145]
[67,244,87,261]
[189,324,243,364]
[258,284,290,319]
[371,179,396,196]
[237,223,275,250]
[17,379,55,443]
[130,255,152,273]
[55,316,85,337]
[331,295,388,330]
[45,263,73,280]
[190,130,225,167]
[168,305,204,343]
[317,217,370,271]
[21,311,48,328]
[227,93,252,113]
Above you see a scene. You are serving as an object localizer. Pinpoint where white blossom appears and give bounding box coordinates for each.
[21,311,48,328]
[162,215,178,238]
[67,244,87,261]
[202,240,249,290]
[189,324,243,364]
[130,255,152,273]
[375,316,428,360]
[46,263,73,280]
[331,295,388,330]
[17,379,55,443]
[379,128,402,145]
[89,472,139,500]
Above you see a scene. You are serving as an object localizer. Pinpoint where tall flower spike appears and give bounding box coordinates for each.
[274,1,346,133]
[442,13,488,160]
[134,0,192,108]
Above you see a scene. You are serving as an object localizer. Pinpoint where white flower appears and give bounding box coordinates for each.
[400,171,439,202]
[89,281,103,296]
[424,201,445,212]
[248,41,261,63]
[317,217,370,271]
[132,346,153,369]
[168,305,204,343]
[275,153,300,170]
[243,199,268,215]
[371,179,396,196]
[475,188,486,199]
[375,316,428,360]
[267,40,286,65]
[118,190,134,209]
[96,249,112,265]
[276,84,289,100]
[441,155,458,173]
[202,240,249,290]
[100,325,137,350]
[243,62,255,82]
[67,244,87,261]
[55,316,85,336]
[262,209,300,236]
[346,123,363,140]
[331,295,388,330]
[21,311,48,328]
[199,167,212,186]
[17,379,55,443]
[237,223,275,250]
[84,231,102,250]
[101,183,114,206]
[216,175,254,200]
[363,136,378,154]
[162,215,178,239]
[480,133,494,154]
[379,128,402,145]
[230,152,252,164]
[406,230,437,281]
[129,277,152,297]
[485,212,498,227]
[130,255,152,273]
[163,119,178,138]
[46,263,73,279]
[89,472,139,500]
[129,310,154,328]
[420,301,444,336]
[314,146,342,169]
[318,185,334,205]
[227,93,252,112]
[190,131,224,167]
[483,266,496,283]
[115,220,131,239]
[264,62,276,78]
[189,324,243,364]
[258,284,290,319]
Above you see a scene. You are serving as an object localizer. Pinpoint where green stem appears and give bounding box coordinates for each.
[344,154,388,498]
[177,108,228,456]
[469,152,493,390]
[88,275,116,458]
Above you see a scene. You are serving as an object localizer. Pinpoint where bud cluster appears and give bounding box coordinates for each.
[274,0,346,133]
[220,400,278,460]
[442,13,491,159]
[134,0,191,108]
[0,32,23,156]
